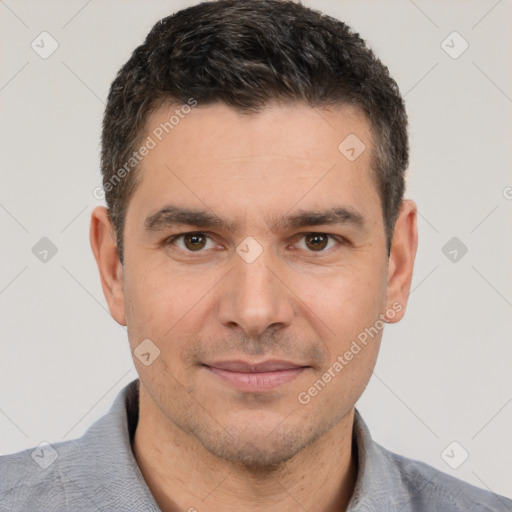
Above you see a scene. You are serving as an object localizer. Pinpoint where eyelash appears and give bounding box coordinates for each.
[164,231,346,255]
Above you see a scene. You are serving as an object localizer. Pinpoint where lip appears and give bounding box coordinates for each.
[203,360,309,392]
[205,359,305,372]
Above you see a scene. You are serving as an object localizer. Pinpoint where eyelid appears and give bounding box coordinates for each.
[165,231,218,252]
[292,232,345,252]
[165,231,347,253]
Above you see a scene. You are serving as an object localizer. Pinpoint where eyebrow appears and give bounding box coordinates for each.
[144,205,366,233]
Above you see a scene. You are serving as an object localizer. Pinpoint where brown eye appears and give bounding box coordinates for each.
[183,233,208,251]
[304,233,330,251]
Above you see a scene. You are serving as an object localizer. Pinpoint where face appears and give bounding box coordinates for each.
[92,101,416,467]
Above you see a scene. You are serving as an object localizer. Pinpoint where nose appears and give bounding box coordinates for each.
[216,247,295,338]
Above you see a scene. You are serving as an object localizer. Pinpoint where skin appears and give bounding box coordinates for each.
[90,102,417,512]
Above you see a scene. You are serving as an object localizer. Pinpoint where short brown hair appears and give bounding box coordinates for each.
[101,0,408,264]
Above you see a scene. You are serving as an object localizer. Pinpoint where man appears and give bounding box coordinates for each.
[1,0,510,510]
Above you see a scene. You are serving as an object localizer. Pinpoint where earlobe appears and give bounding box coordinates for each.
[89,206,127,326]
[385,200,418,324]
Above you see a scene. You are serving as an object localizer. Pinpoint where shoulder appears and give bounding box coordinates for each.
[351,411,511,512]
[0,380,156,512]
[0,438,97,511]
[378,444,512,511]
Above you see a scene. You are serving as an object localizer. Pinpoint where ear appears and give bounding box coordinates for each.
[385,200,418,323]
[89,206,126,325]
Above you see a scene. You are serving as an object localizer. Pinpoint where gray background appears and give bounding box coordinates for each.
[1,0,511,499]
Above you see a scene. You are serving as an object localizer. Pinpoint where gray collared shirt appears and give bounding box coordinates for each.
[1,379,510,511]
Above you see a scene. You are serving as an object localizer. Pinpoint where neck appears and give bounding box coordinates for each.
[133,390,357,512]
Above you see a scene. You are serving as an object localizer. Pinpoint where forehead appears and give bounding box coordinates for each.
[143,101,373,167]
[126,101,381,231]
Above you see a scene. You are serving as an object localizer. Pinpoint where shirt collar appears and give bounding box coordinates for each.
[348,409,421,511]
[75,379,160,511]
[92,379,406,511]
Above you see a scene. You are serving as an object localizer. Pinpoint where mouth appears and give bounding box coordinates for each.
[202,359,310,392]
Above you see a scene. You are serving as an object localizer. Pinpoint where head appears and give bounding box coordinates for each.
[91,0,417,468]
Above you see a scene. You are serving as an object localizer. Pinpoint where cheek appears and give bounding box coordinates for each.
[295,266,386,414]
[123,261,220,349]
[123,261,173,346]
[123,266,205,392]
[292,261,388,338]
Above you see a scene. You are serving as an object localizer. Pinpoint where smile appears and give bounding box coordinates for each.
[203,360,310,392]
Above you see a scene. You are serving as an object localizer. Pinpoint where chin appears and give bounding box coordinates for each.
[190,418,332,471]
[204,435,303,470]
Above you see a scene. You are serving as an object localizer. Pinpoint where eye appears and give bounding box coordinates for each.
[294,233,341,252]
[167,232,216,252]
[165,231,345,255]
